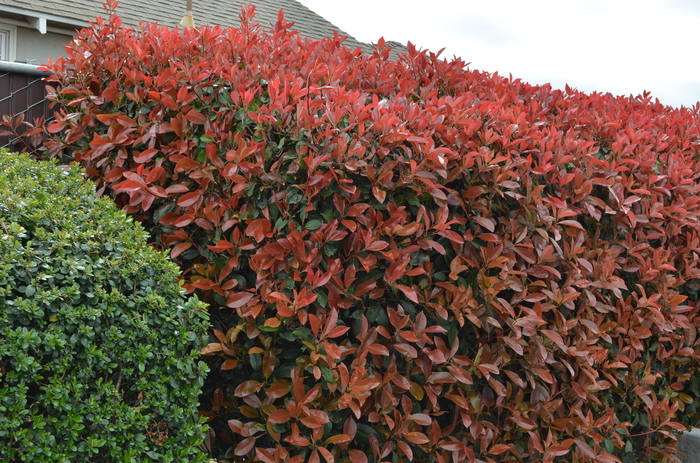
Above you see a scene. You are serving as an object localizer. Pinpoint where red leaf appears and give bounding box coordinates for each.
[294,287,317,309]
[426,348,446,363]
[208,240,235,252]
[489,444,511,455]
[348,450,368,463]
[268,409,291,424]
[174,156,202,172]
[221,359,238,370]
[102,86,120,102]
[393,284,419,303]
[393,343,418,358]
[665,421,688,431]
[325,434,352,445]
[365,240,389,252]
[122,171,148,187]
[234,380,263,397]
[191,278,216,290]
[286,432,311,447]
[245,218,271,242]
[512,415,536,430]
[397,441,413,460]
[352,377,381,391]
[441,441,466,452]
[113,179,144,193]
[446,393,470,410]
[201,343,222,355]
[436,229,464,244]
[366,343,390,356]
[133,148,159,163]
[170,242,192,258]
[48,121,66,133]
[234,437,256,456]
[447,365,473,385]
[227,291,255,308]
[574,438,596,459]
[177,190,202,208]
[544,446,570,458]
[256,449,276,463]
[410,413,432,426]
[347,203,370,217]
[423,239,445,255]
[464,186,484,199]
[558,219,585,230]
[596,455,622,463]
[165,184,190,195]
[327,325,350,338]
[474,216,495,232]
[268,291,293,304]
[477,363,499,375]
[390,374,411,390]
[405,432,430,445]
[541,329,565,347]
[372,186,386,203]
[502,337,524,355]
[185,108,207,125]
[318,447,334,463]
[266,381,291,399]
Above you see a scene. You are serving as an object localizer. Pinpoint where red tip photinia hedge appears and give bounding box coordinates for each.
[23,1,700,462]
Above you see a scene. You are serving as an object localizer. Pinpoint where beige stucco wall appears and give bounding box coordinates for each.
[15,27,73,65]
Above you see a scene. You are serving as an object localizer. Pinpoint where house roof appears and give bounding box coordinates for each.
[0,0,377,52]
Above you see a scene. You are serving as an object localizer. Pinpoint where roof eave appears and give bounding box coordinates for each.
[0,5,90,32]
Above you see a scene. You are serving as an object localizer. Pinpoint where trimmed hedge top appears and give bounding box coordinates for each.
[0,151,209,462]
[22,2,700,462]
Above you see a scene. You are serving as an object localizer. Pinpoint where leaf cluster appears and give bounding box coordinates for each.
[0,150,209,462]
[28,3,700,462]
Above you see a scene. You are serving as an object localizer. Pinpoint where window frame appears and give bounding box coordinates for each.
[0,22,17,62]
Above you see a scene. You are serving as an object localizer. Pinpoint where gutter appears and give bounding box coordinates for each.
[0,61,51,77]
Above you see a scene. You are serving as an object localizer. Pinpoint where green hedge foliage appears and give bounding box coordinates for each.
[0,150,210,462]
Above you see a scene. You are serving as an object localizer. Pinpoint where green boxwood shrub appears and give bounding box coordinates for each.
[0,151,210,462]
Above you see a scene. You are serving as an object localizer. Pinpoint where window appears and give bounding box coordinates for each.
[0,30,6,60]
[0,23,17,62]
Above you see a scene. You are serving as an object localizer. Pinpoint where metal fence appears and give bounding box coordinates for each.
[0,62,52,150]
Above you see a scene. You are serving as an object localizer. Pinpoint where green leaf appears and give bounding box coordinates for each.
[305,220,322,230]
[286,187,303,204]
[321,367,334,383]
[250,353,262,371]
[315,290,327,308]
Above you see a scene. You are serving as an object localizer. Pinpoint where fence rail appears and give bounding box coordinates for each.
[0,62,52,150]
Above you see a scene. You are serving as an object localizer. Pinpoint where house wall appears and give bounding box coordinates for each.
[15,27,73,64]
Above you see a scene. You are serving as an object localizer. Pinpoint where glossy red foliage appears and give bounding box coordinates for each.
[32,2,700,462]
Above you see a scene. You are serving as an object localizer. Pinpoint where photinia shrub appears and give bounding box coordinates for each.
[0,150,210,462]
[30,1,700,462]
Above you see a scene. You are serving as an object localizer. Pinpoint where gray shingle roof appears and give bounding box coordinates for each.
[0,0,373,51]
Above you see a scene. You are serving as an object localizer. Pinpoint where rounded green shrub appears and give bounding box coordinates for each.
[0,151,210,462]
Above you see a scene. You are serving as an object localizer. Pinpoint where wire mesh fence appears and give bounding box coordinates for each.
[0,65,53,150]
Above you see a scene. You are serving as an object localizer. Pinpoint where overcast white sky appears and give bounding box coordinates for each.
[297,0,700,109]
